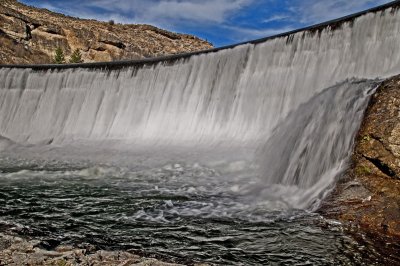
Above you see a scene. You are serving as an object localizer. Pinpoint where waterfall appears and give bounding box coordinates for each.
[1,3,400,208]
[255,79,377,209]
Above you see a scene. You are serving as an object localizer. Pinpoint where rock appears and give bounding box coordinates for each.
[0,233,188,265]
[55,245,74,253]
[0,0,212,65]
[0,236,11,251]
[320,75,400,242]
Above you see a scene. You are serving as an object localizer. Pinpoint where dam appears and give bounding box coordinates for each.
[1,1,400,265]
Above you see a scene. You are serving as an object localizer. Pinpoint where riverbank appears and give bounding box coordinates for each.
[320,75,400,257]
[0,233,207,266]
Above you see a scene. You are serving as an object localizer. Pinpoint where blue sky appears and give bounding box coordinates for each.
[20,0,392,47]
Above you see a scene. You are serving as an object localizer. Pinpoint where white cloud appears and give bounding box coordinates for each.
[263,15,291,24]
[145,0,251,23]
[80,0,253,25]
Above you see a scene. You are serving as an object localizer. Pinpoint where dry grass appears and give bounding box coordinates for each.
[0,35,51,64]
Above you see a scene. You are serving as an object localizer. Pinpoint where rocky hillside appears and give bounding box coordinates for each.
[0,0,213,65]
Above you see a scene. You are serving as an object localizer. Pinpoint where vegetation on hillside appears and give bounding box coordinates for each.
[69,49,83,63]
[53,47,65,64]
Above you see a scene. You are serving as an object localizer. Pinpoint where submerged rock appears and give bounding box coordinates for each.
[320,75,400,245]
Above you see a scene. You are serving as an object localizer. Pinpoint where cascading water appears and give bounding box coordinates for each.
[256,80,378,209]
[1,5,400,146]
[1,2,400,265]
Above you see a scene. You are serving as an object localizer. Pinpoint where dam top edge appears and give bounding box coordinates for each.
[1,0,400,71]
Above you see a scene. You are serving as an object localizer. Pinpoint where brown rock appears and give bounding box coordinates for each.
[320,75,400,243]
[54,245,74,253]
[0,0,213,65]
[0,233,187,266]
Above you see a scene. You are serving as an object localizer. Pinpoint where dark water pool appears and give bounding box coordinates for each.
[0,158,396,265]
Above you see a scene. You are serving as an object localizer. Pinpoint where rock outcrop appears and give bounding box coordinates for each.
[0,233,211,266]
[321,75,400,245]
[0,0,213,65]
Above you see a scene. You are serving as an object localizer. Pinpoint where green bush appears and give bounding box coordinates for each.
[69,49,83,63]
[53,47,65,64]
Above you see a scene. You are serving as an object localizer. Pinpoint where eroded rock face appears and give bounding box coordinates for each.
[320,75,400,244]
[0,0,213,64]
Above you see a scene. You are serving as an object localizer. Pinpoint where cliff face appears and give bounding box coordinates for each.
[321,75,400,249]
[0,0,213,64]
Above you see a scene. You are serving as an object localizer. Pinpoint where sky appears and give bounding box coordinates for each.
[20,0,392,47]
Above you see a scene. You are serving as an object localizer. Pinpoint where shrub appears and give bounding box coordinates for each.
[53,47,65,64]
[69,49,83,63]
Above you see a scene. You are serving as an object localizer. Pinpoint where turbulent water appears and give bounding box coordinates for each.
[1,3,400,265]
[257,80,377,209]
[0,159,395,265]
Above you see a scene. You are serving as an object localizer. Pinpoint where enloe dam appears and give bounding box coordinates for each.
[1,1,400,265]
